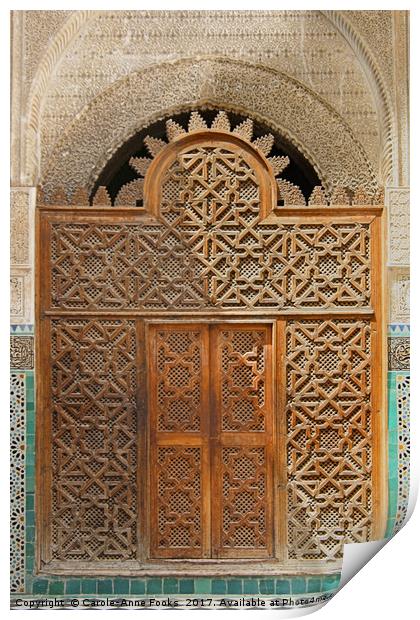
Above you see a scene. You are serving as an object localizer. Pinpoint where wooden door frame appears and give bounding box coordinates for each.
[35,205,386,577]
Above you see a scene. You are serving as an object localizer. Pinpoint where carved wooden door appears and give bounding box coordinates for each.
[148,323,274,559]
[36,111,385,575]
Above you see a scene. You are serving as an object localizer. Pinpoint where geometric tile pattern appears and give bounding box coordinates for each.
[10,335,34,369]
[388,323,410,337]
[394,374,410,533]
[10,373,26,593]
[386,322,410,537]
[10,324,34,334]
[385,372,399,537]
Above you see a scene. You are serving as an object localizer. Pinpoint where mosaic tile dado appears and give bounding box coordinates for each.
[385,371,410,538]
[394,373,410,533]
[10,373,26,593]
[10,336,34,370]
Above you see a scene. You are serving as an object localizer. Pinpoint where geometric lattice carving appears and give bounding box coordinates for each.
[221,447,268,549]
[148,324,208,559]
[49,218,371,311]
[219,329,267,432]
[286,319,373,561]
[156,329,202,432]
[155,447,202,551]
[39,123,381,568]
[149,323,273,559]
[213,324,273,558]
[50,319,137,561]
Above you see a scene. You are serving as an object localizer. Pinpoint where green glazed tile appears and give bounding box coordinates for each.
[66,580,81,595]
[275,580,290,594]
[243,579,259,595]
[211,579,226,594]
[26,527,35,542]
[227,580,242,595]
[163,578,178,594]
[26,465,35,477]
[26,419,35,434]
[81,579,97,594]
[307,578,321,593]
[323,574,340,591]
[26,556,34,572]
[146,578,162,594]
[98,579,113,594]
[114,578,130,594]
[179,579,194,594]
[259,579,275,594]
[130,580,145,595]
[49,582,64,595]
[291,578,306,594]
[194,579,211,594]
[33,579,48,594]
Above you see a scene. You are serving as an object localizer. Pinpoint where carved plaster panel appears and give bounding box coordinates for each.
[41,57,377,196]
[16,10,384,184]
[10,188,35,266]
[342,11,394,91]
[10,269,33,325]
[22,11,72,92]
[10,336,34,370]
[389,268,410,324]
[388,337,410,371]
[387,187,409,266]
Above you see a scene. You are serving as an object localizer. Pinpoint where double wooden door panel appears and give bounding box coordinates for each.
[148,323,274,559]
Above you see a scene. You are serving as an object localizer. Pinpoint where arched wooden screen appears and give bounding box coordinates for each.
[36,111,385,575]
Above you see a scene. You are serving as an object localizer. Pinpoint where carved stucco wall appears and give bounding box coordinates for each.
[12,10,398,188]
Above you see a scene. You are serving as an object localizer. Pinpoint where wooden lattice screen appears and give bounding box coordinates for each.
[36,112,386,575]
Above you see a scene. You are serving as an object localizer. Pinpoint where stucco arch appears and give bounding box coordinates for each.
[22,10,395,188]
[322,10,395,184]
[40,57,378,196]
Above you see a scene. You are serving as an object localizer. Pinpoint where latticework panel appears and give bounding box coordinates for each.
[286,319,373,561]
[155,328,202,432]
[148,324,210,558]
[221,447,268,549]
[39,123,382,569]
[50,319,137,561]
[212,325,273,558]
[49,218,371,311]
[155,447,203,551]
[219,329,267,432]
